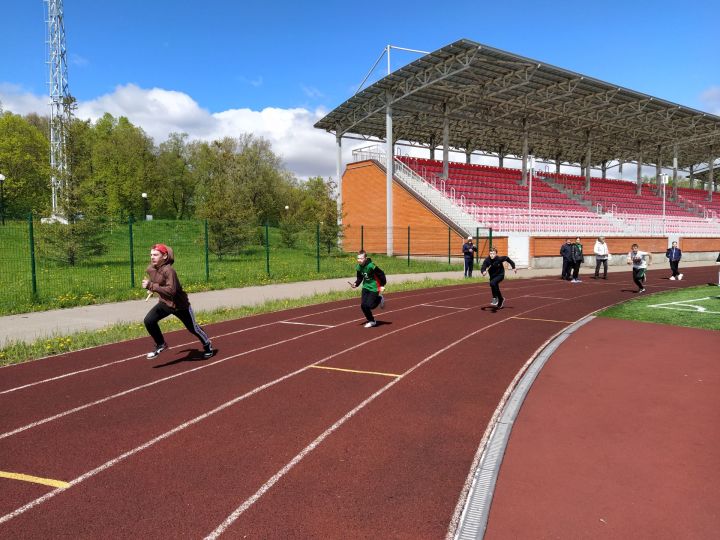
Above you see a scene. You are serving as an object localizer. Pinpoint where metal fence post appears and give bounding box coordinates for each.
[407,226,410,267]
[204,219,210,282]
[28,213,37,298]
[265,221,270,275]
[489,227,493,250]
[314,222,320,272]
[448,226,451,265]
[476,227,480,264]
[360,225,364,251]
[128,216,135,288]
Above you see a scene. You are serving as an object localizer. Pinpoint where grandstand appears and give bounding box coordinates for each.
[315,39,720,264]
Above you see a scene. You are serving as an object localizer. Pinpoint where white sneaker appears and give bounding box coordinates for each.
[490,297,498,306]
[678,274,683,280]
[379,295,385,309]
[638,288,646,293]
[146,343,168,359]
[364,321,377,328]
[669,276,675,280]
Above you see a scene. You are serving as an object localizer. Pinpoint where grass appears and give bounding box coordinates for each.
[0,277,470,367]
[598,285,720,331]
[0,219,463,316]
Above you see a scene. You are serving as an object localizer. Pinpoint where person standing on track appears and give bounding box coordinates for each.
[350,250,386,328]
[462,236,478,278]
[142,243,214,359]
[480,247,517,309]
[560,238,573,281]
[665,241,683,280]
[570,237,584,283]
[593,236,609,279]
[627,243,652,293]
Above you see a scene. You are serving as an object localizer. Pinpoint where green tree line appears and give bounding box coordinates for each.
[0,108,339,238]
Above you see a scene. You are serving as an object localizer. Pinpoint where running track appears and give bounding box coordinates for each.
[0,267,716,538]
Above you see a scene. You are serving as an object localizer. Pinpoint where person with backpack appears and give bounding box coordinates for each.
[350,250,386,328]
[480,247,517,310]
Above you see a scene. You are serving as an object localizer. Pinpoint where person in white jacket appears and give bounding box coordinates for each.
[593,236,610,279]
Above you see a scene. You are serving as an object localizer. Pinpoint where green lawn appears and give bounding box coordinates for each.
[599,285,720,331]
[0,219,463,315]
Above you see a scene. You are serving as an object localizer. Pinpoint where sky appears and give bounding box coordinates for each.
[1,0,718,179]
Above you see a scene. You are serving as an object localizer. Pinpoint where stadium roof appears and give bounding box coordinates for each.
[315,39,720,170]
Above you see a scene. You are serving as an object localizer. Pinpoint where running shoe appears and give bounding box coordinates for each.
[202,343,214,359]
[678,274,683,280]
[497,298,505,309]
[364,321,377,328]
[490,297,499,306]
[146,343,168,359]
[638,288,646,293]
[669,276,675,280]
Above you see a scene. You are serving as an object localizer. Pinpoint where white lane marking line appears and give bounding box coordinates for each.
[0,305,474,526]
[278,321,335,328]
[521,295,567,300]
[421,303,467,310]
[0,291,483,439]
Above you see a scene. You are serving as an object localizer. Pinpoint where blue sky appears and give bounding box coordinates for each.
[1,0,718,176]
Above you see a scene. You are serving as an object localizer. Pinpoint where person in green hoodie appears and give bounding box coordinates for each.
[570,236,584,283]
[350,250,385,328]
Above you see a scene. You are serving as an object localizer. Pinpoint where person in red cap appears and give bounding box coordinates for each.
[141,243,214,360]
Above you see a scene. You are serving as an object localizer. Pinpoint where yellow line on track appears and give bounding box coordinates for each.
[512,316,574,324]
[0,471,70,489]
[309,365,400,378]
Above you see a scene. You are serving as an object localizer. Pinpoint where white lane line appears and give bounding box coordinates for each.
[0,291,483,439]
[422,303,467,310]
[0,305,473,526]
[278,321,335,328]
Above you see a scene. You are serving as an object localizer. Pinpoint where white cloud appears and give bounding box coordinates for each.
[0,82,347,179]
[700,86,720,115]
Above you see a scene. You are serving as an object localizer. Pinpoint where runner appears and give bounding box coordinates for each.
[665,241,683,280]
[350,250,386,328]
[142,243,214,359]
[480,247,517,309]
[627,243,652,293]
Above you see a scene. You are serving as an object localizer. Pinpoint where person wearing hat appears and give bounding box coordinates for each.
[141,243,214,360]
[462,235,478,278]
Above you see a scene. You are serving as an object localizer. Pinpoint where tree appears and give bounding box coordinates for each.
[153,133,195,219]
[0,112,51,218]
[297,177,341,253]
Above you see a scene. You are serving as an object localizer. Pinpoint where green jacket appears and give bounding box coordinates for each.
[355,259,381,292]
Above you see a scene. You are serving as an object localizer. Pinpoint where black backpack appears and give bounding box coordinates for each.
[375,266,387,286]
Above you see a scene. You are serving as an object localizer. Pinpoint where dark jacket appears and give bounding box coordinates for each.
[665,247,682,261]
[560,243,573,261]
[462,242,477,259]
[571,242,584,263]
[481,255,516,279]
[145,247,190,310]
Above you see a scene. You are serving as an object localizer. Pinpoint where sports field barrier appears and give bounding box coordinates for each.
[0,216,482,315]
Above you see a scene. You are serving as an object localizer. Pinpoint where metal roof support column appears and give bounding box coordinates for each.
[386,91,394,255]
[498,145,504,168]
[429,135,435,161]
[555,154,561,175]
[601,160,607,179]
[584,131,591,191]
[671,145,678,200]
[618,159,624,177]
[708,151,714,202]
[465,140,472,164]
[442,105,450,179]
[689,165,694,190]
[655,145,662,191]
[521,120,528,187]
[636,145,643,195]
[336,131,342,227]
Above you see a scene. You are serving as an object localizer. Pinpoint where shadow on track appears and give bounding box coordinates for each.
[152,348,219,368]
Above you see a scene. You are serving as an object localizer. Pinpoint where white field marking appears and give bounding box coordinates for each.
[278,321,335,328]
[0,291,484,440]
[0,305,473,526]
[648,297,720,313]
[204,308,521,539]
[420,303,467,310]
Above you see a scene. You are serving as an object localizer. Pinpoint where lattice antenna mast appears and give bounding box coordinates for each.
[46,0,71,216]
